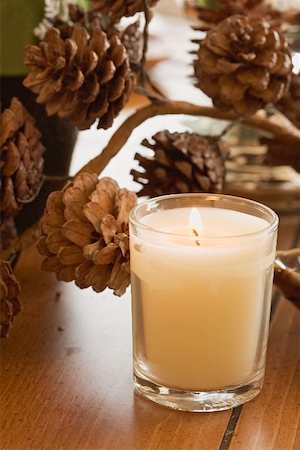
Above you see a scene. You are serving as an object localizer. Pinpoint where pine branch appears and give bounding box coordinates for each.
[2,100,300,261]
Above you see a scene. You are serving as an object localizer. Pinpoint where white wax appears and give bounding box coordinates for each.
[131,207,276,391]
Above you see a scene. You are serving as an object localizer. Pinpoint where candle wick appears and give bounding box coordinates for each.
[192,228,199,237]
[192,228,201,246]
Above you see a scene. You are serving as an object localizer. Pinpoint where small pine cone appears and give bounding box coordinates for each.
[121,21,143,69]
[0,97,45,220]
[0,218,17,251]
[37,173,137,296]
[0,260,22,337]
[24,24,135,130]
[193,15,292,116]
[131,130,226,197]
[196,0,280,26]
[277,73,300,129]
[91,0,159,22]
[261,137,300,173]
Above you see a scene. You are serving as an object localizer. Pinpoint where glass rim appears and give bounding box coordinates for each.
[129,193,279,241]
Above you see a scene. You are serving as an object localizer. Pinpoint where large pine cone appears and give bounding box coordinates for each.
[0,97,45,220]
[131,130,226,197]
[196,0,280,26]
[24,24,135,130]
[0,260,22,337]
[193,15,292,116]
[91,0,159,22]
[37,173,137,296]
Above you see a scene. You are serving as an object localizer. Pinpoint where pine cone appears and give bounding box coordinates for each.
[121,21,143,69]
[193,15,292,116]
[196,0,280,26]
[91,0,159,22]
[277,73,300,129]
[24,24,135,130]
[0,260,22,337]
[37,173,137,296]
[131,130,226,197]
[0,218,17,251]
[0,97,45,220]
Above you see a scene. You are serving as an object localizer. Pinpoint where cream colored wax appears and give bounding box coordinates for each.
[130,207,276,391]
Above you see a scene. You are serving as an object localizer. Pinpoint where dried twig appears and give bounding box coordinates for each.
[140,0,152,85]
[2,100,300,261]
[79,100,300,176]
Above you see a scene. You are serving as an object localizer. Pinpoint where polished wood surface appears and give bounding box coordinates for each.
[1,216,299,450]
[2,9,300,449]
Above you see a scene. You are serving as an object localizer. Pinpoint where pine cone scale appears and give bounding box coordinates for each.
[57,245,86,265]
[62,220,95,247]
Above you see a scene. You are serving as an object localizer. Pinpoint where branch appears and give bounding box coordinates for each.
[2,100,300,261]
[79,100,300,176]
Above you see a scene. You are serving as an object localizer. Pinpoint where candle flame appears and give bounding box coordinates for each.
[189,208,203,246]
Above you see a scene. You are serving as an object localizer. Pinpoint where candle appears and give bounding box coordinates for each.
[130,194,278,412]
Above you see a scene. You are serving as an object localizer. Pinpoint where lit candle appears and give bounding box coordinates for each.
[130,194,278,412]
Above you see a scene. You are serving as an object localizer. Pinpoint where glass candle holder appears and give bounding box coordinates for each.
[129,194,278,412]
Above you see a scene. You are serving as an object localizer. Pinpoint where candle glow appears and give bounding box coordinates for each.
[130,194,278,411]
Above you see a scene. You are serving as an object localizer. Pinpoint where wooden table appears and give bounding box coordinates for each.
[1,215,300,450]
[2,11,300,450]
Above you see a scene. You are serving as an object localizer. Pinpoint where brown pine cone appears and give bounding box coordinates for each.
[0,97,45,220]
[24,23,135,130]
[276,73,300,129]
[91,0,159,22]
[193,15,292,116]
[0,218,17,251]
[131,130,227,197]
[0,260,22,337]
[121,21,143,69]
[195,0,280,26]
[37,173,137,296]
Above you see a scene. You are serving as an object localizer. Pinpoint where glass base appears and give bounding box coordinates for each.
[134,371,263,412]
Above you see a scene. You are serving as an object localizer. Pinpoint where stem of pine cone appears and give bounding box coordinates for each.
[138,0,165,101]
[78,100,300,176]
[140,0,151,86]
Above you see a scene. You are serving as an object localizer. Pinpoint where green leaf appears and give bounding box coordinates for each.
[194,0,221,9]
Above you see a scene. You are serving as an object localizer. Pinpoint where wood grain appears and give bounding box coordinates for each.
[0,247,230,450]
[230,299,300,450]
[229,216,300,450]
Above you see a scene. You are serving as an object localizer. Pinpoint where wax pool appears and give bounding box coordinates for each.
[130,207,276,391]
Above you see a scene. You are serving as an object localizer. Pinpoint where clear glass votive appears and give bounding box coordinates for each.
[129,194,278,412]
